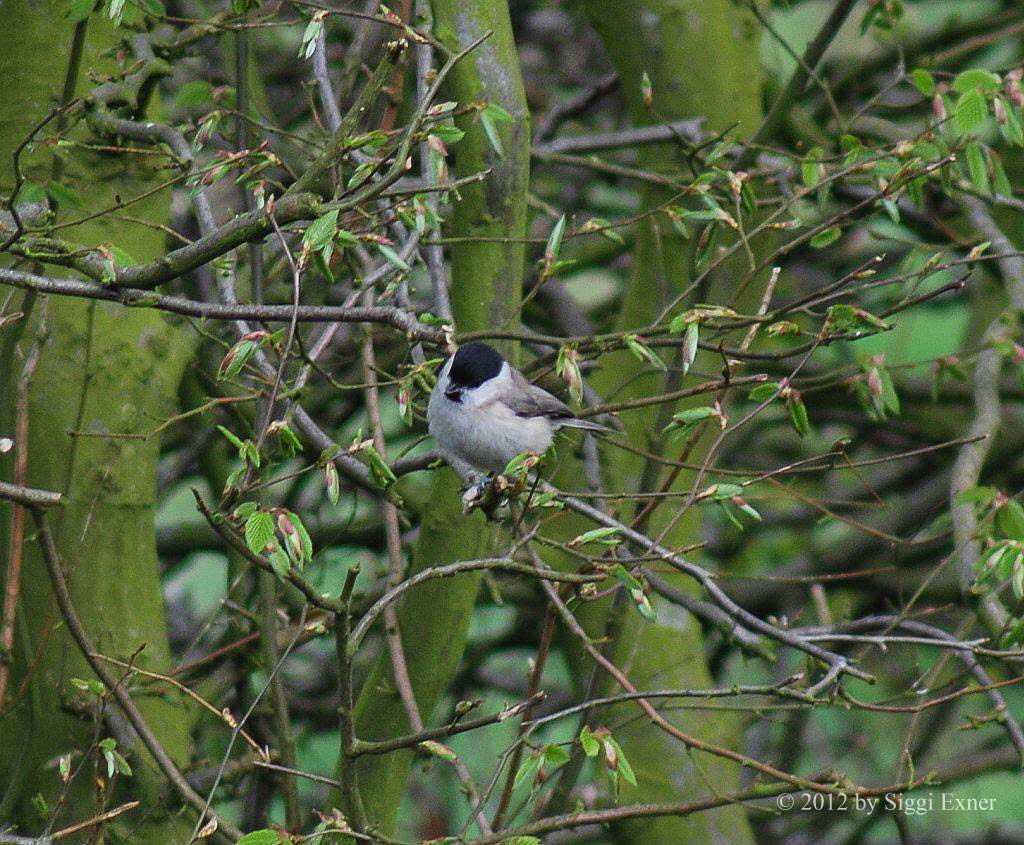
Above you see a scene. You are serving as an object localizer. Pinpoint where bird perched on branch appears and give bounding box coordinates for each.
[428,341,607,487]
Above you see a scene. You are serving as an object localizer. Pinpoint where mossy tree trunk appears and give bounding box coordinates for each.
[336,0,530,832]
[544,3,765,842]
[0,6,196,838]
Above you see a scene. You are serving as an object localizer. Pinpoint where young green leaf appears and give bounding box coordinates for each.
[545,214,567,263]
[579,726,600,757]
[245,510,275,555]
[237,832,283,845]
[786,392,811,437]
[809,226,841,249]
[995,499,1024,542]
[951,68,1001,94]
[623,334,667,370]
[965,142,990,194]
[304,209,339,251]
[955,89,988,133]
[909,69,935,97]
[479,102,511,157]
[567,526,621,548]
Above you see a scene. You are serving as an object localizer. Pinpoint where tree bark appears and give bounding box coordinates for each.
[0,6,196,837]
[336,0,531,833]
[549,2,764,842]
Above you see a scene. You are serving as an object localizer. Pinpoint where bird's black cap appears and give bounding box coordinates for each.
[448,342,504,388]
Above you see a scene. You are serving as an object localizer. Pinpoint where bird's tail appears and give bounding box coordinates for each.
[557,416,611,433]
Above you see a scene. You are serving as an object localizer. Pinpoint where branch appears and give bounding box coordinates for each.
[950,196,1024,632]
[0,267,446,342]
[350,693,543,757]
[28,508,241,842]
[740,0,859,163]
[533,118,704,155]
[0,480,63,509]
[548,484,875,691]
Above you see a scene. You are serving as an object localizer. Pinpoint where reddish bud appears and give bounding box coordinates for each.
[277,511,302,560]
[603,739,618,771]
[867,368,882,397]
[994,97,1008,125]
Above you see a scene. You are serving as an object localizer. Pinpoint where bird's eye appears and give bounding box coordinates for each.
[444,388,463,403]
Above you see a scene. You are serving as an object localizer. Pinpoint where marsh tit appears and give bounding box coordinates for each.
[428,342,606,481]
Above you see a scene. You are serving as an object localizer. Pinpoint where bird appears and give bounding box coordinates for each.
[427,341,606,482]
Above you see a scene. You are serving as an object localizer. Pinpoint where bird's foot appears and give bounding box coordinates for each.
[462,474,508,520]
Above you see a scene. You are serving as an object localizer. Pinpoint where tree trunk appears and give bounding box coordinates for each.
[549,2,764,842]
[0,6,196,837]
[336,0,531,833]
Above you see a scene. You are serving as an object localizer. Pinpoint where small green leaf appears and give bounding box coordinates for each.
[567,526,621,548]
[70,677,105,696]
[992,152,1013,197]
[623,334,666,370]
[802,147,824,188]
[682,322,698,375]
[430,124,464,143]
[608,738,636,787]
[579,726,600,757]
[878,367,900,415]
[951,68,1001,94]
[304,209,339,251]
[668,406,717,427]
[545,214,567,262]
[237,832,283,845]
[365,445,397,489]
[955,89,988,133]
[786,393,811,437]
[965,142,990,194]
[748,382,782,402]
[608,564,642,591]
[640,71,653,109]
[217,425,244,450]
[283,510,313,565]
[999,99,1024,146]
[376,243,410,271]
[512,752,543,789]
[233,501,258,520]
[543,744,571,767]
[909,69,935,97]
[767,320,802,337]
[809,226,841,249]
[956,486,997,506]
[479,102,511,157]
[996,500,1024,542]
[245,510,275,555]
[267,540,290,580]
[419,740,457,762]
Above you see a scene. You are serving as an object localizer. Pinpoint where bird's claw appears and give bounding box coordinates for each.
[462,474,507,520]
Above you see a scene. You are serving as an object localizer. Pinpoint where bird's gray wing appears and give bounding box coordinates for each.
[503,368,575,420]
